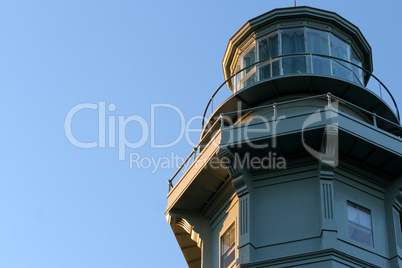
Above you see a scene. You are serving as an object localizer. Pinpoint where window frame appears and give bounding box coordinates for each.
[257,31,280,80]
[234,25,365,90]
[347,201,374,247]
[220,223,236,268]
[236,43,257,92]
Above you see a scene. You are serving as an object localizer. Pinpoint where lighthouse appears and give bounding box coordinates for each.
[166,6,402,268]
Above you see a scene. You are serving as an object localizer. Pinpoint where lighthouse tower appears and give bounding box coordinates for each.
[166,6,402,268]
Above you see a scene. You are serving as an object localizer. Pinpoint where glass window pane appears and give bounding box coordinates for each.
[347,205,359,223]
[242,73,256,88]
[359,212,372,229]
[351,49,364,85]
[309,55,331,75]
[259,39,269,61]
[305,29,331,75]
[259,32,278,61]
[331,35,351,80]
[347,202,373,247]
[306,29,329,55]
[283,56,306,75]
[349,223,373,247]
[271,60,280,77]
[238,46,257,90]
[221,225,235,268]
[282,28,305,54]
[242,46,256,75]
[222,248,235,268]
[259,65,270,80]
[333,61,351,80]
[259,59,280,80]
[331,35,349,60]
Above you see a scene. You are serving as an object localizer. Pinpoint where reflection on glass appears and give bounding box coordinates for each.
[258,33,279,80]
[351,49,364,85]
[283,56,306,74]
[282,28,305,54]
[259,60,280,80]
[306,29,331,75]
[233,27,367,91]
[239,46,256,89]
[347,201,373,247]
[243,72,256,88]
[259,33,279,60]
[221,224,235,268]
[242,46,256,76]
[332,35,350,80]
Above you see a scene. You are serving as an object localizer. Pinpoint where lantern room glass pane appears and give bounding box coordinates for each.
[331,35,351,80]
[306,28,329,55]
[281,28,305,54]
[351,49,364,85]
[306,29,331,75]
[259,32,279,60]
[259,60,280,80]
[232,27,366,91]
[258,32,279,80]
[241,46,256,75]
[240,46,257,89]
[282,55,306,75]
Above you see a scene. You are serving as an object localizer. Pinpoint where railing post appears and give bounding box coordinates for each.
[373,113,377,127]
[379,82,383,99]
[211,98,213,114]
[270,58,273,78]
[327,93,332,108]
[310,54,313,74]
[168,181,173,192]
[220,114,224,128]
[273,103,277,120]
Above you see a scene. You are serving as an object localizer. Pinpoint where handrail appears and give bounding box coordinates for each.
[168,92,401,192]
[220,93,402,132]
[168,115,222,191]
[221,93,327,117]
[168,147,196,191]
[201,53,400,130]
[169,54,401,192]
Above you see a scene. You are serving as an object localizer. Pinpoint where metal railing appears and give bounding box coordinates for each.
[220,93,402,133]
[168,93,401,192]
[201,53,400,130]
[167,117,221,191]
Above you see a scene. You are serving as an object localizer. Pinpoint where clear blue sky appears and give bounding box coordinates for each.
[0,0,401,267]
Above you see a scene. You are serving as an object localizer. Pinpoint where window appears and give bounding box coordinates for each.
[281,28,306,74]
[347,201,373,247]
[221,224,235,268]
[258,32,279,79]
[232,27,365,90]
[281,28,305,54]
[351,49,364,85]
[331,35,351,80]
[306,28,331,75]
[239,45,256,90]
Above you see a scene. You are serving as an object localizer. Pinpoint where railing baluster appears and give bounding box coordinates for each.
[270,58,272,78]
[211,98,213,114]
[327,93,332,108]
[310,54,313,73]
[373,113,377,127]
[379,82,382,99]
[202,53,400,129]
